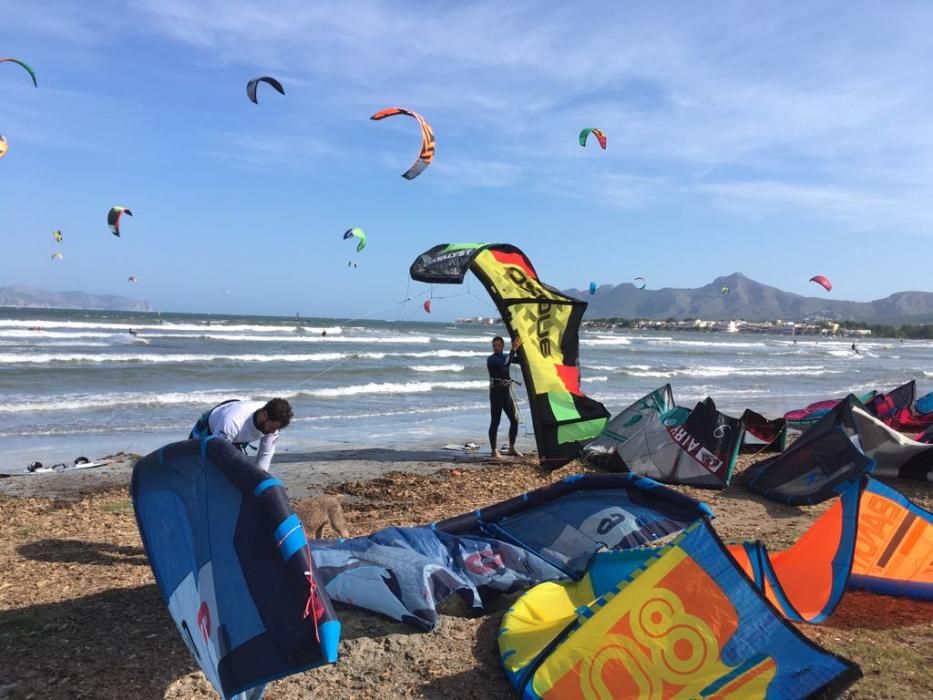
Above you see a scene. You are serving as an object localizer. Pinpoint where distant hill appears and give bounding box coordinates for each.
[566,273,933,324]
[0,285,150,312]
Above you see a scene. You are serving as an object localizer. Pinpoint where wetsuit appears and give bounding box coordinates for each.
[487,349,519,450]
[188,400,279,471]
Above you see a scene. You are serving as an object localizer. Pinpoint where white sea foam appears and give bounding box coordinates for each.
[0,319,344,334]
[582,376,608,383]
[0,380,489,413]
[409,364,466,373]
[0,349,487,365]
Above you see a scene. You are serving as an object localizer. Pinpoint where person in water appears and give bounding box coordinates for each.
[128,328,138,337]
[188,398,293,472]
[851,342,860,355]
[487,335,523,459]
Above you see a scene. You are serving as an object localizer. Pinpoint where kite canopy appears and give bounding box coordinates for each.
[578,127,606,149]
[50,252,63,261]
[128,275,138,283]
[583,385,745,488]
[810,274,832,292]
[720,286,730,295]
[410,243,610,467]
[370,107,435,180]
[633,276,646,289]
[0,58,37,87]
[500,520,862,699]
[342,227,366,252]
[423,299,431,314]
[108,206,132,237]
[246,76,285,103]
[133,438,340,700]
[587,281,597,295]
[312,474,710,629]
[0,135,7,160]
[53,230,63,242]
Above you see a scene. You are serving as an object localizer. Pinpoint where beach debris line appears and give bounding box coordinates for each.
[132,437,340,699]
[410,242,610,468]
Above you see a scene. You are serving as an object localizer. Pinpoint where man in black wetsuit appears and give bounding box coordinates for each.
[487,335,523,459]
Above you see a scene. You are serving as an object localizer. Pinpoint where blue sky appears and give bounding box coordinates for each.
[2,1,933,320]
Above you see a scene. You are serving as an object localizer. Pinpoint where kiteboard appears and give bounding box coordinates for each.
[1,459,111,477]
[442,442,479,452]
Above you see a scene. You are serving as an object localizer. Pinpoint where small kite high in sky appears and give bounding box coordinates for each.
[721,286,730,295]
[578,127,607,150]
[128,275,138,283]
[108,206,132,237]
[810,275,832,292]
[50,252,63,261]
[246,76,285,104]
[53,230,63,242]
[0,58,37,87]
[343,227,366,252]
[423,299,432,314]
[370,107,435,179]
[588,281,597,295]
[634,276,646,290]
[0,135,8,160]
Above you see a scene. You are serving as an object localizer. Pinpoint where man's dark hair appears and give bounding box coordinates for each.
[492,336,504,345]
[262,398,294,428]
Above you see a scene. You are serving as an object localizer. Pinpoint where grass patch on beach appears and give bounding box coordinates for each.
[99,499,133,515]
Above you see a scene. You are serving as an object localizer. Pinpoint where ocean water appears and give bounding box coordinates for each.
[2,308,931,473]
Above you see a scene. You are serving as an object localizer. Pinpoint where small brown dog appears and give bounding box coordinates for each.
[296,495,350,539]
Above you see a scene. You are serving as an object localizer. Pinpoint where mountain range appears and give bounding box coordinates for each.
[566,274,933,324]
[0,285,150,312]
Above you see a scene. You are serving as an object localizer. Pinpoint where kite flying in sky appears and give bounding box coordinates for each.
[246,76,285,104]
[370,107,435,179]
[578,127,607,150]
[108,207,132,237]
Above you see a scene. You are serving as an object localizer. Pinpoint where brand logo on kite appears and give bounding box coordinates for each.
[666,425,724,475]
[713,424,730,439]
[506,267,557,356]
[197,601,211,642]
[464,548,504,575]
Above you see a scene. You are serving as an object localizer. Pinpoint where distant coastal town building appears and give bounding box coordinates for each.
[582,318,872,337]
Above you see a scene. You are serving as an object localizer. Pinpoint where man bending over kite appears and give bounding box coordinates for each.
[189,398,293,472]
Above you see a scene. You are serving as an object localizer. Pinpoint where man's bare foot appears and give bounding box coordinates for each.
[492,449,504,460]
[509,446,524,458]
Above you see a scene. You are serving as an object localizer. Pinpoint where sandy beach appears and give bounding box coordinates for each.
[0,449,931,700]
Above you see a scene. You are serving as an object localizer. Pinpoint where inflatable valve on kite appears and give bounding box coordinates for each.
[410,243,610,468]
[132,438,341,700]
[370,107,435,180]
[108,206,132,237]
[246,76,285,104]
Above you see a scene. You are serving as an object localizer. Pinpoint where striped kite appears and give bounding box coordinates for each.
[370,107,435,180]
[578,127,606,150]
